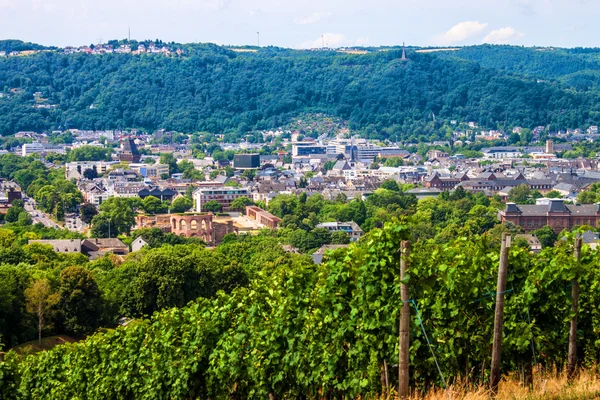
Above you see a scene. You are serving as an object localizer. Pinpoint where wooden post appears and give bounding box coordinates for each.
[567,236,582,380]
[398,241,411,399]
[490,233,511,393]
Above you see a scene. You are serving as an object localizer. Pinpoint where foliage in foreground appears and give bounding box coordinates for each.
[1,221,599,399]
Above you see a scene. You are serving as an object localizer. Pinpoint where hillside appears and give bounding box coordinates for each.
[1,44,600,138]
[439,45,600,92]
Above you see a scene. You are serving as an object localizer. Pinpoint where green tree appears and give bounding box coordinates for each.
[82,167,98,180]
[330,230,350,244]
[17,211,33,226]
[79,203,98,224]
[92,197,136,236]
[379,179,400,192]
[141,196,167,215]
[67,146,111,162]
[160,153,179,175]
[25,278,59,344]
[533,225,558,248]
[577,191,598,204]
[170,197,193,213]
[229,196,255,212]
[5,205,24,223]
[508,184,533,204]
[58,267,102,335]
[203,200,223,213]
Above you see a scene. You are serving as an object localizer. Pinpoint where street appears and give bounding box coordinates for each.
[24,199,57,228]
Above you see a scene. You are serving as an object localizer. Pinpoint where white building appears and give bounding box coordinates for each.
[194,186,251,212]
[316,221,364,242]
[21,142,45,156]
[129,163,169,178]
[482,147,523,159]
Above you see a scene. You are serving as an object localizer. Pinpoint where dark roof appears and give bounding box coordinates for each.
[504,202,600,216]
[505,203,521,213]
[548,199,569,213]
[122,139,140,155]
[82,238,127,251]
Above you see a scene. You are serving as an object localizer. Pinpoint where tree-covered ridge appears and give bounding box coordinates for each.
[1,45,600,137]
[439,45,600,92]
[0,40,54,53]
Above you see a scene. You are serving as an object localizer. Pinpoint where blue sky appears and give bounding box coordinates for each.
[0,0,597,48]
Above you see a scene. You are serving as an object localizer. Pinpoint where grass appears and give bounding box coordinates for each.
[400,368,600,399]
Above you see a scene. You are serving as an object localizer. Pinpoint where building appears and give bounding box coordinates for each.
[292,142,327,156]
[424,172,469,190]
[65,161,118,179]
[193,186,251,212]
[170,214,214,242]
[233,154,260,169]
[135,213,237,245]
[29,238,129,260]
[514,234,543,253]
[498,200,600,233]
[131,237,149,252]
[129,163,169,178]
[316,221,364,242]
[482,147,523,159]
[21,142,45,156]
[119,139,141,163]
[137,187,177,201]
[245,206,281,229]
[29,239,82,254]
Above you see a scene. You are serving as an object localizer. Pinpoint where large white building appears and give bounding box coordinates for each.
[194,186,251,212]
[21,142,45,156]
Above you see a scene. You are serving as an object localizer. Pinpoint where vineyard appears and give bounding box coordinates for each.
[1,220,599,399]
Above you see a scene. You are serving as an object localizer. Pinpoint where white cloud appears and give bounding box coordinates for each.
[294,11,332,25]
[483,27,525,44]
[172,0,233,11]
[433,21,488,45]
[0,0,16,8]
[298,32,346,49]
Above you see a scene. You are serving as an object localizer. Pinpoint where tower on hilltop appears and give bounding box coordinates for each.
[400,42,409,61]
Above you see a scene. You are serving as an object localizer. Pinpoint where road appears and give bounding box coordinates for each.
[64,214,85,233]
[24,199,59,228]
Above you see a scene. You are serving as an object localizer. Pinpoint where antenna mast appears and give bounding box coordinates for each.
[257,32,260,47]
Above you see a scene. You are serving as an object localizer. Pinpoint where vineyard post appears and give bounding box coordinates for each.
[398,240,411,399]
[567,236,582,380]
[490,232,511,393]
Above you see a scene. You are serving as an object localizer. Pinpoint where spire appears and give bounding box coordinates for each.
[401,42,409,61]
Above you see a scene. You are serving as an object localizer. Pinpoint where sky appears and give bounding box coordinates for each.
[0,0,598,48]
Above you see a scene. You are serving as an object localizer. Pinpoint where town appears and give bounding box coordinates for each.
[2,118,600,261]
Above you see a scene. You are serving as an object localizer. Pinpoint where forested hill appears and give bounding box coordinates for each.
[1,43,600,138]
[438,45,600,92]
